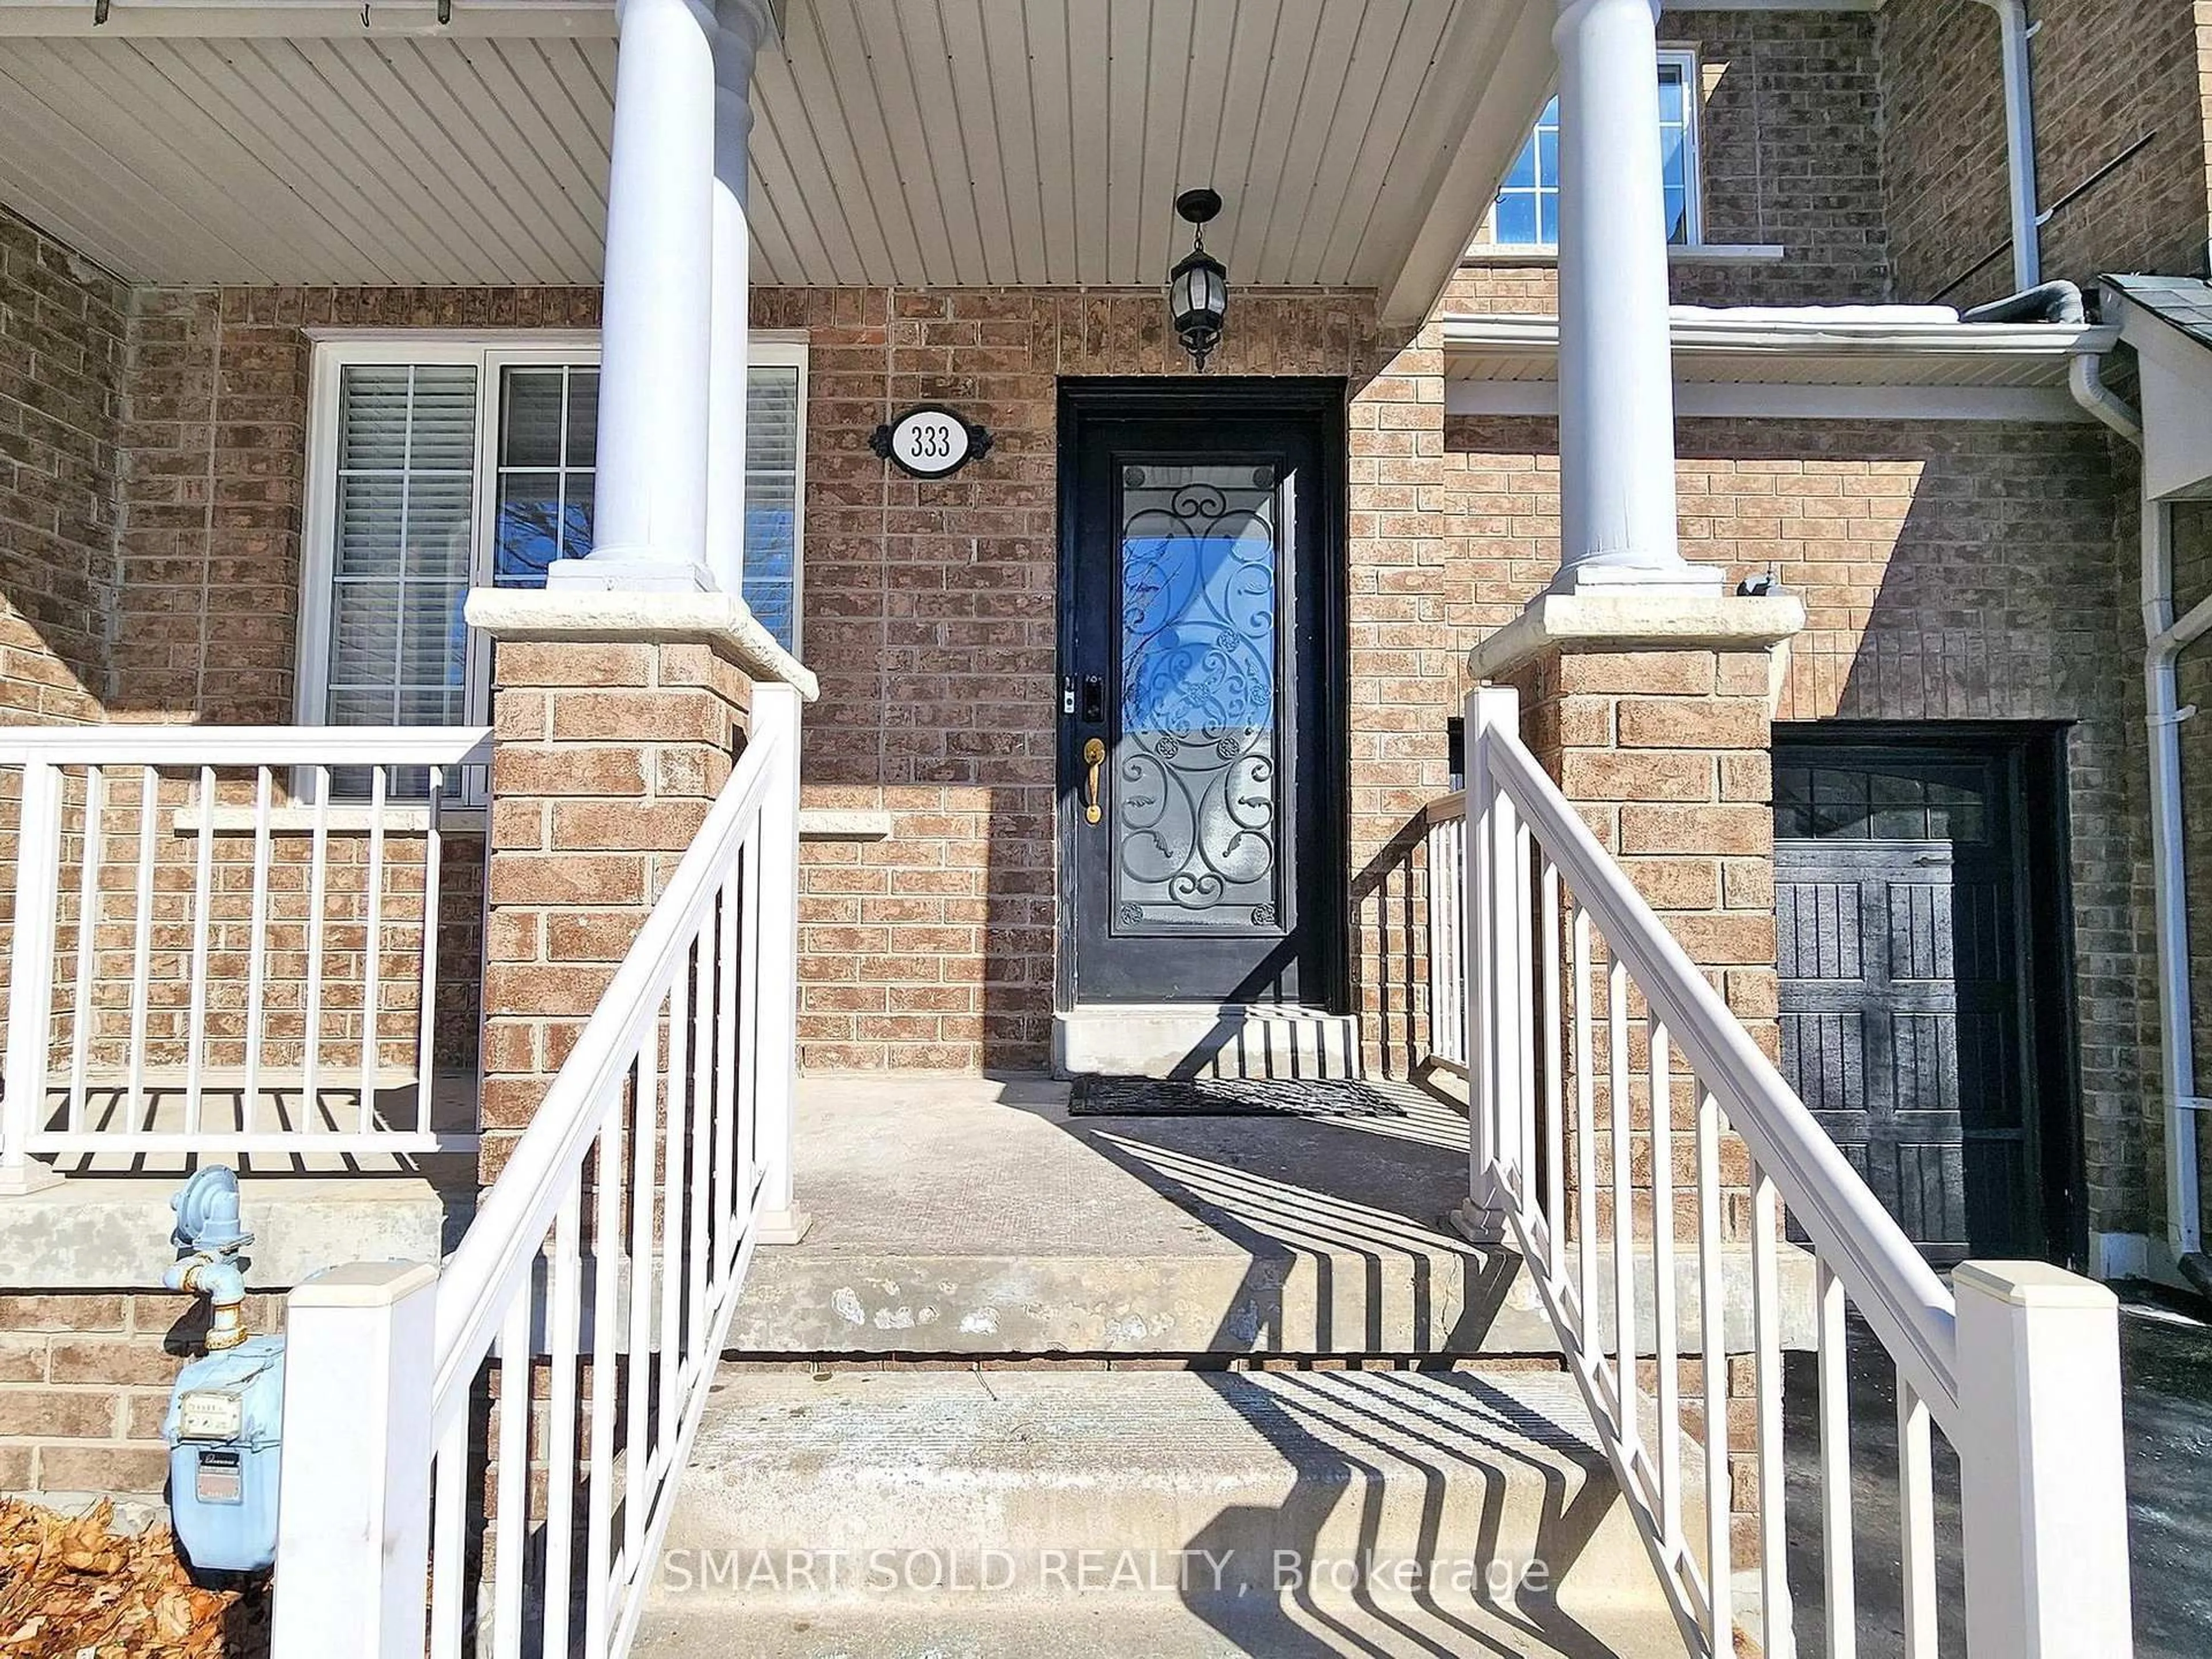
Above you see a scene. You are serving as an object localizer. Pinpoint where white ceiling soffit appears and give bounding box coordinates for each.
[0,0,1551,317]
[1441,313,2122,389]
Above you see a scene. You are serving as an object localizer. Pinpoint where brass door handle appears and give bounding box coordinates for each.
[1082,738,1105,824]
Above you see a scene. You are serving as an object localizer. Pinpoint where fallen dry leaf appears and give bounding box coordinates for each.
[0,1499,267,1659]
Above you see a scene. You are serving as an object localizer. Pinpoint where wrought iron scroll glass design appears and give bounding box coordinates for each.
[1113,463,1282,930]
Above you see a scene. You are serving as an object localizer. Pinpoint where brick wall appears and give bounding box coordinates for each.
[0,1290,283,1509]
[1883,0,2212,308]
[0,207,123,726]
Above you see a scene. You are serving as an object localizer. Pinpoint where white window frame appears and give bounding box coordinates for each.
[1474,47,1705,253]
[297,329,809,793]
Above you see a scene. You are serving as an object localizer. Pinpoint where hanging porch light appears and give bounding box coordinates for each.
[1168,188,1228,370]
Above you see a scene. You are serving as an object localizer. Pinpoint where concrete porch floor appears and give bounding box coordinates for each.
[732,1074,1809,1360]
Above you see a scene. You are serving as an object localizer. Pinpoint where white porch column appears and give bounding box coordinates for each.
[705,0,766,595]
[1550,0,1718,595]
[555,0,717,593]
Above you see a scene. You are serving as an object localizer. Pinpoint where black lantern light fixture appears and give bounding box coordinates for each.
[1168,188,1228,370]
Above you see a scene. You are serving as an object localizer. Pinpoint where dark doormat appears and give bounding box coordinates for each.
[1067,1076,1412,1119]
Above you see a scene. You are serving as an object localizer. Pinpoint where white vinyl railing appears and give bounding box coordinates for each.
[270,684,804,1659]
[0,725,492,1184]
[1422,791,1468,1075]
[1444,685,2133,1658]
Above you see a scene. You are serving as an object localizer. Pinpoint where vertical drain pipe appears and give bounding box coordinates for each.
[1971,0,2044,293]
[2070,349,2205,1268]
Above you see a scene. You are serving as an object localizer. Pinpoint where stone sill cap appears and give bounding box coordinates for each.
[1469,592,1808,683]
[463,587,820,702]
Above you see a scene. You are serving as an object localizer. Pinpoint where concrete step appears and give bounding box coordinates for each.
[643,1366,1690,1658]
[733,1077,1811,1360]
[1054,1004,1362,1080]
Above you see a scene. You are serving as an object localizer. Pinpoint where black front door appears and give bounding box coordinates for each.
[1057,381,1345,1006]
[1774,733,2070,1263]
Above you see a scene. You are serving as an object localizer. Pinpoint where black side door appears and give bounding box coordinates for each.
[1775,733,2074,1263]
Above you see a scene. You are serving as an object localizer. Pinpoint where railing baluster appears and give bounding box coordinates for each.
[490,1290,531,1657]
[1649,1013,1681,1556]
[66,764,103,1135]
[688,928,714,1365]
[1513,820,1537,1182]
[1695,1082,1732,1654]
[737,818,763,1206]
[415,764,445,1135]
[1899,1374,1937,1659]
[1571,904,1597,1337]
[359,763,388,1133]
[183,766,217,1135]
[125,765,157,1131]
[658,976,688,1476]
[1751,1160,1795,1657]
[623,1041,658,1571]
[1816,1260,1858,1659]
[427,1411,465,1659]
[713,874,741,1286]
[242,765,273,1136]
[1540,859,1564,1264]
[585,1108,623,1656]
[304,766,331,1131]
[543,1182,584,1659]
[1607,952,1637,1448]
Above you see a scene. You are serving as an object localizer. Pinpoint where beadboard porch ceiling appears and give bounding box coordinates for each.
[0,0,1551,324]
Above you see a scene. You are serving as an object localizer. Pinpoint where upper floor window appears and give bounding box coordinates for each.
[298,334,808,771]
[1480,49,1702,250]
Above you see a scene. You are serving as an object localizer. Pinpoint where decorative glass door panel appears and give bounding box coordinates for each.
[1059,388,1343,1009]
[1114,463,1282,931]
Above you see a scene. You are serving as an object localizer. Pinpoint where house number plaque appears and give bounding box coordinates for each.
[870,405,993,479]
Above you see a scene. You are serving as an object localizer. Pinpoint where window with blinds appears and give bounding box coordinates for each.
[325,363,478,732]
[304,338,807,788]
[743,362,802,653]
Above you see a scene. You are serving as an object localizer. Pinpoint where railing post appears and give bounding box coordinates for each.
[1955,1261,2134,1659]
[751,683,810,1244]
[1453,684,1520,1244]
[2,759,64,1195]
[272,1261,439,1659]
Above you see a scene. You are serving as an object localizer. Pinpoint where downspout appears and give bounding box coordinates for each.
[1971,0,2044,293]
[2070,345,2207,1271]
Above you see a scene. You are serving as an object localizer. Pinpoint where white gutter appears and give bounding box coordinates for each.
[1971,0,2044,292]
[2069,347,2203,1262]
[1441,312,2117,359]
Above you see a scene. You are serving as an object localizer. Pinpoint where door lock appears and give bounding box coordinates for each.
[1082,738,1105,824]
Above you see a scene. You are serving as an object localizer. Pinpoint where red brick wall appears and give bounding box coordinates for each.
[0,207,123,726]
[0,1290,285,1506]
[1881,0,2212,308]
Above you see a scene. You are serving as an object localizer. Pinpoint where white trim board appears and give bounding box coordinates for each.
[1445,380,2093,423]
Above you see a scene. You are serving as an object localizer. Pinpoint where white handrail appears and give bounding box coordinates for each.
[1447,683,2133,1659]
[0,725,493,767]
[429,719,779,1428]
[1484,730,1960,1421]
[271,685,805,1659]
